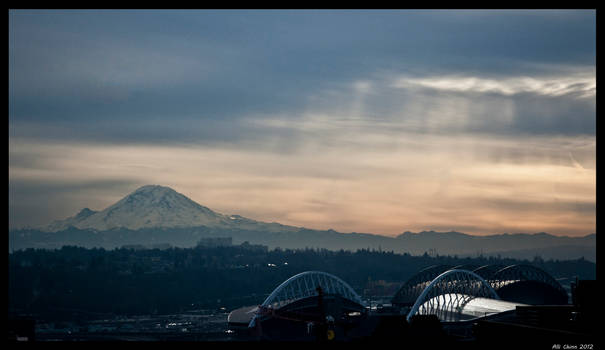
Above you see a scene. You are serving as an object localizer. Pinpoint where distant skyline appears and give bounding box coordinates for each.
[9,10,595,237]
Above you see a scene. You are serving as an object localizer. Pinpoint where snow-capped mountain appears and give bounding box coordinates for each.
[22,184,593,262]
[43,185,296,232]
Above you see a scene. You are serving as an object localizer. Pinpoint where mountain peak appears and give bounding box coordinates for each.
[75,208,97,219]
[114,185,217,213]
[40,185,301,234]
[396,230,468,239]
[123,185,180,201]
[44,185,232,231]
[133,184,174,195]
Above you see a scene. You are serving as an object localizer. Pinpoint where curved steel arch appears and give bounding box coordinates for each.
[406,269,500,322]
[490,264,567,295]
[451,264,480,271]
[473,264,506,280]
[260,271,364,310]
[391,265,453,305]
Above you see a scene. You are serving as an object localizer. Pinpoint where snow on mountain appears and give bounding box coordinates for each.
[45,208,98,232]
[23,185,595,261]
[43,185,293,232]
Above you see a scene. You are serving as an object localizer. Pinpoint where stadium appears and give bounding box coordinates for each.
[228,265,596,343]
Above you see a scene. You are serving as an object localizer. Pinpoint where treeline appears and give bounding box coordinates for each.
[8,245,596,321]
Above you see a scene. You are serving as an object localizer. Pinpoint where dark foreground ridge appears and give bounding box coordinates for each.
[8,244,598,346]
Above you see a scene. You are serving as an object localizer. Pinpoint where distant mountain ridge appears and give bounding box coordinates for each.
[10,185,595,262]
[393,230,595,260]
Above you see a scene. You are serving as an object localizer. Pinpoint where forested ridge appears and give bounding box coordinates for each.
[9,244,596,321]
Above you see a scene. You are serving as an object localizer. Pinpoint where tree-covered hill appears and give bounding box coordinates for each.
[8,244,596,322]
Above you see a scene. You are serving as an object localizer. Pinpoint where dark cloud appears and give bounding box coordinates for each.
[508,94,595,136]
[8,10,596,234]
[9,10,596,145]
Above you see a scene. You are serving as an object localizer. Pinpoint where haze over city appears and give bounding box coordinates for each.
[9,10,595,237]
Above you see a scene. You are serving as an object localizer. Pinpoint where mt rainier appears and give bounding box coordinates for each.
[11,184,593,262]
[44,185,295,233]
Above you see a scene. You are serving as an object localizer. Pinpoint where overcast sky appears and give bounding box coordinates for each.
[9,10,596,236]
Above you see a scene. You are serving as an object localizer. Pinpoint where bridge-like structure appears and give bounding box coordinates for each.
[259,271,365,310]
[246,264,567,329]
[391,265,455,307]
[393,264,568,322]
[394,264,567,305]
[405,269,501,322]
[248,271,365,328]
[487,264,568,296]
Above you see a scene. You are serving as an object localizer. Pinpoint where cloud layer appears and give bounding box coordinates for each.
[9,10,596,236]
